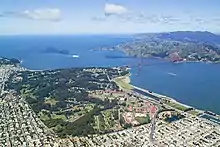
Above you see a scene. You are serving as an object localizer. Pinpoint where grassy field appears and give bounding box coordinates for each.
[39,111,50,121]
[45,98,58,106]
[135,115,151,124]
[188,110,201,116]
[51,114,67,120]
[166,102,188,111]
[114,77,133,90]
[93,109,119,132]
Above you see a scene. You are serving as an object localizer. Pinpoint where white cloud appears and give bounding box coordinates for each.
[0,8,62,22]
[22,8,61,21]
[105,3,127,16]
[102,4,181,25]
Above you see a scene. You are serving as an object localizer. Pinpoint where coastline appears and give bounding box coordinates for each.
[102,47,220,64]
[118,74,205,114]
[124,75,220,118]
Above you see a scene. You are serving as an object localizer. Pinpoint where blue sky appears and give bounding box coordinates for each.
[0,0,220,34]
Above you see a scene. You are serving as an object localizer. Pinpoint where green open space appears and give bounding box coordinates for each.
[135,114,151,125]
[188,110,201,116]
[166,101,188,111]
[114,77,132,90]
[45,98,58,106]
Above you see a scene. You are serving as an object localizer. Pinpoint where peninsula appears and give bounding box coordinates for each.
[101,31,220,63]
[1,57,220,147]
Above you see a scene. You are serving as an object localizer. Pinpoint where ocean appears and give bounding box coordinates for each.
[0,35,220,114]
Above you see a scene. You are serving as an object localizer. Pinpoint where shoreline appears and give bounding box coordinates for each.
[132,85,192,108]
[103,48,220,64]
[119,74,207,114]
[127,78,220,117]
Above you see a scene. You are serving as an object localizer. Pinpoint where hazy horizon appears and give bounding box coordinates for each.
[0,31,220,36]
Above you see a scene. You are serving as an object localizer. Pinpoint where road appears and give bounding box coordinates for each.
[149,113,157,145]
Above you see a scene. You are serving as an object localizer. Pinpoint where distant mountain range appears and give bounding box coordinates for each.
[137,31,220,44]
[156,31,220,44]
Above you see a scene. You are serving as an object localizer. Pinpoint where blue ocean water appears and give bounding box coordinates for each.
[0,35,133,69]
[0,35,220,114]
[131,59,220,114]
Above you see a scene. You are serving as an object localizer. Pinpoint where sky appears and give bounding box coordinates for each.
[0,0,220,34]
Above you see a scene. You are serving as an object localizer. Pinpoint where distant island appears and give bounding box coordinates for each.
[101,31,220,63]
[42,47,70,55]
